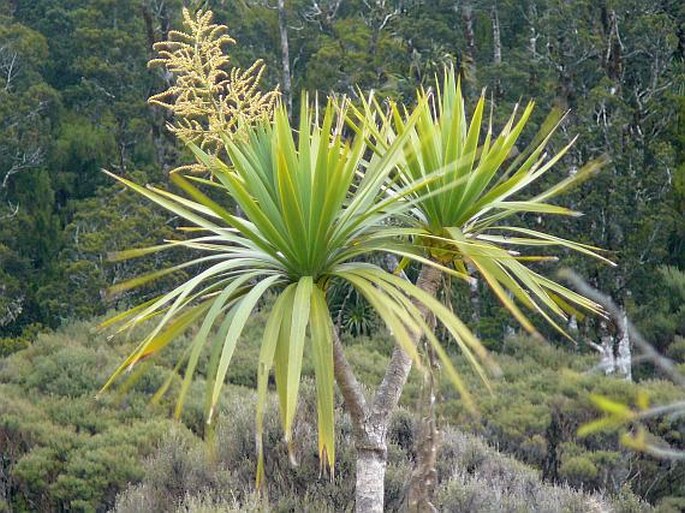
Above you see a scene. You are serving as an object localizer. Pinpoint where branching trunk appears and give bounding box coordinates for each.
[355,423,388,513]
[594,312,631,380]
[333,264,443,513]
[405,344,440,513]
[562,269,685,389]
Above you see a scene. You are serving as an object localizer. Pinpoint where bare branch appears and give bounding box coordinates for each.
[371,263,442,424]
[559,268,685,389]
[1,148,44,190]
[0,47,18,91]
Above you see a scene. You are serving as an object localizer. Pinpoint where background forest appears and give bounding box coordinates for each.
[0,0,683,512]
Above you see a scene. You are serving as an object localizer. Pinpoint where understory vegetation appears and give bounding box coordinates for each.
[1,316,682,512]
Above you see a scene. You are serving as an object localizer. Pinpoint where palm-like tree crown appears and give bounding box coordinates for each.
[103,68,611,484]
[102,97,490,481]
[351,68,613,339]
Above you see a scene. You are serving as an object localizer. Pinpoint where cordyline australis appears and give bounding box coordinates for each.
[99,8,612,513]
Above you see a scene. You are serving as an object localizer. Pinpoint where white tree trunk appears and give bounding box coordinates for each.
[490,5,502,97]
[277,0,292,113]
[599,322,617,375]
[594,313,631,380]
[491,6,502,65]
[461,4,476,80]
[355,427,387,513]
[333,264,443,513]
[616,311,632,380]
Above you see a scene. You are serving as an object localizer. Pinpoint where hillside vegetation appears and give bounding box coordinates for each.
[1,316,682,512]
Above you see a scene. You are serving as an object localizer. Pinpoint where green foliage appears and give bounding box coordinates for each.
[1,312,679,510]
[441,336,685,502]
[656,496,685,513]
[0,336,28,357]
[0,0,682,509]
[637,267,685,358]
[51,116,117,201]
[112,382,648,513]
[0,0,681,362]
[103,80,508,484]
[353,67,610,346]
[0,1,174,336]
[35,181,182,325]
[559,455,599,488]
[0,320,177,512]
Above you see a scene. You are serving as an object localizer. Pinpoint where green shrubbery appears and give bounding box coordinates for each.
[0,320,177,512]
[113,384,645,513]
[1,316,682,511]
[0,336,29,358]
[442,336,685,505]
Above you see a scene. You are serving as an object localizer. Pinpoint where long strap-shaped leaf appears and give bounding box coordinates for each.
[276,276,312,459]
[342,264,497,384]
[208,274,281,421]
[309,285,336,475]
[176,272,261,418]
[256,284,295,487]
[100,300,212,393]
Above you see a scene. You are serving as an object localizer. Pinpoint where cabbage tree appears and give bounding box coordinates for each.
[345,68,613,510]
[100,98,492,510]
[102,16,610,508]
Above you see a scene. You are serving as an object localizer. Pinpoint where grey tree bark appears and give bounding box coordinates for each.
[277,0,292,114]
[491,5,502,65]
[405,343,440,513]
[333,264,443,513]
[461,4,476,80]
[490,5,502,97]
[615,311,632,380]
[590,312,631,380]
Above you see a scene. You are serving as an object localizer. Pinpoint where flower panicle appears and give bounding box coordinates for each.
[147,7,279,171]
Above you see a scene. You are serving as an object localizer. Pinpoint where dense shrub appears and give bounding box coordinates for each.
[1,316,681,511]
[441,336,685,503]
[0,321,175,512]
[0,336,29,358]
[113,383,648,513]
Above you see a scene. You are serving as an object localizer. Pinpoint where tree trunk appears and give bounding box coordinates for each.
[467,264,480,330]
[599,320,617,375]
[491,5,502,66]
[527,2,539,89]
[490,5,502,98]
[615,311,632,381]
[592,312,631,380]
[461,4,476,80]
[333,264,443,513]
[277,0,292,114]
[405,345,440,513]
[355,425,388,513]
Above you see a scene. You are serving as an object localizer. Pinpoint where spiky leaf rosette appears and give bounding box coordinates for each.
[350,67,613,339]
[100,98,491,484]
